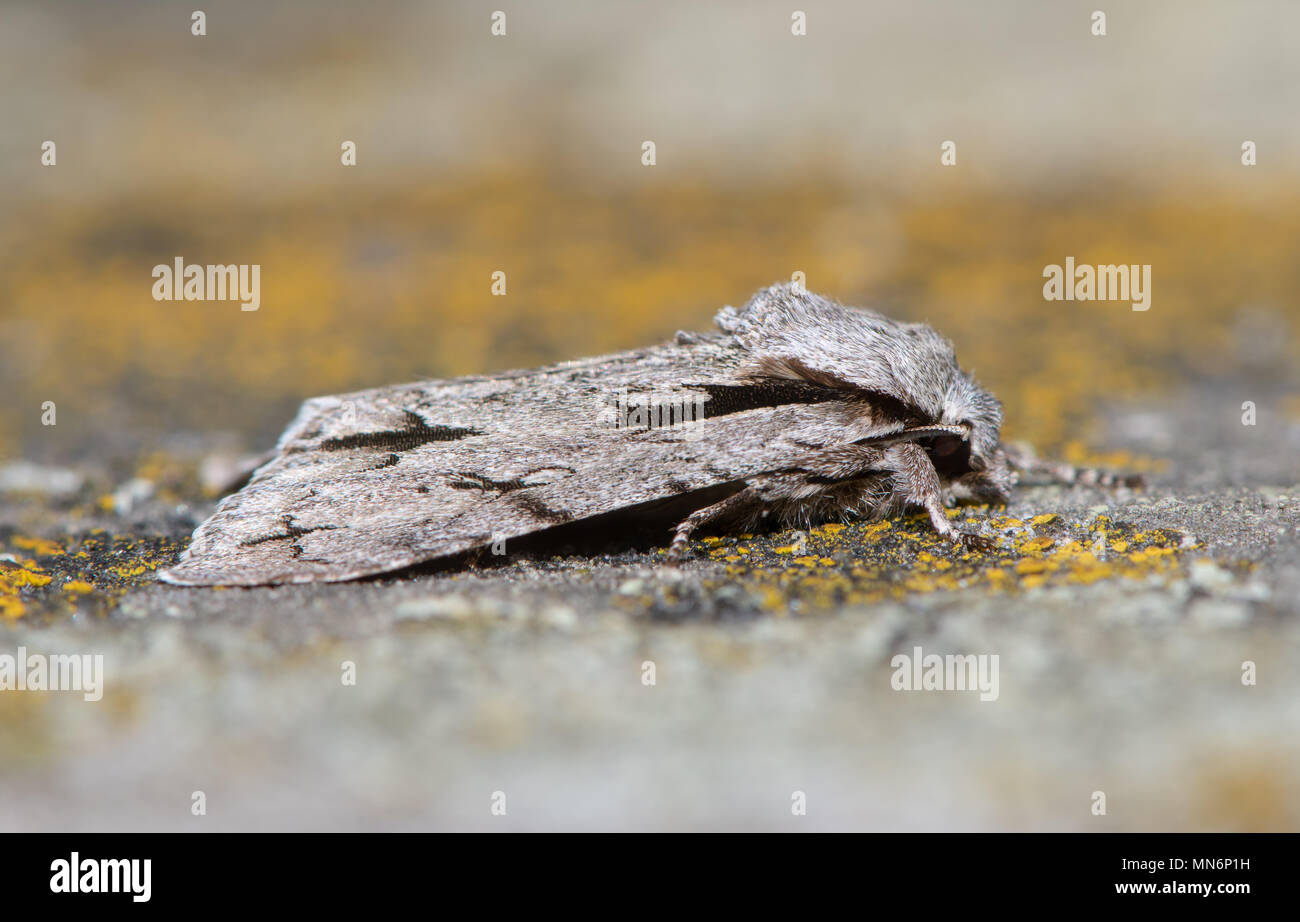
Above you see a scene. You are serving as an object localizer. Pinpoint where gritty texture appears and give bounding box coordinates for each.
[1,385,1297,831]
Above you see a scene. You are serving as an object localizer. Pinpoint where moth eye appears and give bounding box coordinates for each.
[926,434,974,477]
[931,435,961,457]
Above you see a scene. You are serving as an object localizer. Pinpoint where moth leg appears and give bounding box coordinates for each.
[888,442,996,551]
[948,445,1015,505]
[666,488,759,564]
[1002,441,1144,488]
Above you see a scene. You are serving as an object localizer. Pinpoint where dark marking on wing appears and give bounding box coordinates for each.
[688,381,837,418]
[850,389,928,425]
[239,514,340,559]
[449,465,578,492]
[450,472,527,492]
[318,410,482,453]
[742,357,931,423]
[509,491,574,524]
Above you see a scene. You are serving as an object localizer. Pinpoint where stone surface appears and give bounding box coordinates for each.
[1,391,1297,831]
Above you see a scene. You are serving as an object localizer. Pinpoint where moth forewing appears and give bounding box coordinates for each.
[159,384,852,586]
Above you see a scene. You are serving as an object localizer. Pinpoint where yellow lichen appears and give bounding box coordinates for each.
[1018,536,1056,554]
[12,536,64,556]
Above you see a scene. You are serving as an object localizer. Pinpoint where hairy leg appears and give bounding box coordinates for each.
[666,487,760,563]
[887,442,996,550]
[666,445,890,563]
[667,442,997,563]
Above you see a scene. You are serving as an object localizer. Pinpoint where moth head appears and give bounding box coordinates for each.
[934,372,1003,475]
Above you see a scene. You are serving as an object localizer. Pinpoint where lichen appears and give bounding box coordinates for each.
[697,511,1190,612]
[0,533,183,620]
[5,178,1295,461]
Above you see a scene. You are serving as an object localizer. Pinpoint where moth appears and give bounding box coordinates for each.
[159,284,1135,586]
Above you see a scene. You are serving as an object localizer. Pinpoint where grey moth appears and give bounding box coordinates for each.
[160,284,1125,586]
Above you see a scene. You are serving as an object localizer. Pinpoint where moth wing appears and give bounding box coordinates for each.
[159,340,833,586]
[719,284,959,419]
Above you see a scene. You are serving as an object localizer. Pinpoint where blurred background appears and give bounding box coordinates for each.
[2,0,1298,470]
[1,1,1299,833]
